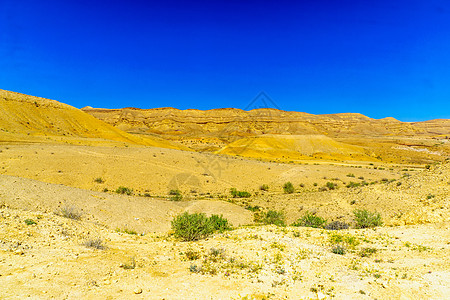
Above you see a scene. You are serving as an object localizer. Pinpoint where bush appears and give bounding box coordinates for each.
[283,182,295,194]
[208,214,232,233]
[83,238,107,250]
[230,188,251,198]
[24,219,36,225]
[94,177,104,183]
[325,220,349,230]
[245,205,261,212]
[116,228,138,235]
[260,184,269,191]
[331,245,346,255]
[172,212,214,241]
[353,209,383,228]
[55,205,82,220]
[292,212,327,228]
[169,189,183,201]
[116,186,133,195]
[359,247,377,257]
[326,182,337,190]
[256,210,286,226]
[346,182,361,188]
[171,212,232,241]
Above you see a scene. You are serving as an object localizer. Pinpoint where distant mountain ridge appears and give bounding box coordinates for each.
[81,106,450,138]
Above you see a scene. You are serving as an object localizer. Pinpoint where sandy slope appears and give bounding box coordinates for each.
[0,89,183,149]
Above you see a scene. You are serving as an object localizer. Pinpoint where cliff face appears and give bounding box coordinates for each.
[81,106,450,138]
[82,106,450,163]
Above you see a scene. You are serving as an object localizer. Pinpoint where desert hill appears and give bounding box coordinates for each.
[0,89,183,149]
[217,134,372,161]
[82,106,450,163]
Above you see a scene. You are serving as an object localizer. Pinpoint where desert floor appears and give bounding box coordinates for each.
[0,143,449,299]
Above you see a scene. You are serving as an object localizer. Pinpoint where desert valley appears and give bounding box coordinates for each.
[0,88,449,299]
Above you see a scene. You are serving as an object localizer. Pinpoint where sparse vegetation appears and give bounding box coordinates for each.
[325,220,349,230]
[255,210,285,226]
[245,205,261,212]
[120,257,136,269]
[83,238,107,250]
[326,182,337,190]
[346,181,361,188]
[183,249,201,260]
[292,212,327,228]
[353,209,383,228]
[230,188,251,198]
[259,184,269,191]
[359,247,378,257]
[24,219,36,225]
[94,177,104,183]
[116,228,138,235]
[55,205,82,220]
[169,189,183,201]
[331,245,345,255]
[116,186,133,195]
[283,182,295,194]
[329,233,360,249]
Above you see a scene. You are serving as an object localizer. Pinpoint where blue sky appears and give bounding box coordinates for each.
[1,0,449,121]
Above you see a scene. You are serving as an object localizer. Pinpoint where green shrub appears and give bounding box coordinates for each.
[260,184,269,191]
[94,177,104,183]
[292,212,327,228]
[230,188,251,198]
[171,213,232,241]
[116,186,133,195]
[208,214,232,232]
[116,228,138,235]
[169,189,183,201]
[172,212,214,241]
[256,210,285,226]
[283,182,295,194]
[326,182,337,190]
[353,209,383,228]
[346,182,361,188]
[325,220,349,230]
[346,173,355,178]
[24,219,36,225]
[245,205,261,212]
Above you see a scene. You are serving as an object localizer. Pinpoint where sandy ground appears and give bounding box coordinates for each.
[0,143,448,299]
[1,204,449,299]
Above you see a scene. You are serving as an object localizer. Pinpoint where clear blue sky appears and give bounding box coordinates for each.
[1,0,449,121]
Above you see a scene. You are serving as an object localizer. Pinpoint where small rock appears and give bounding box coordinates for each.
[134,288,142,294]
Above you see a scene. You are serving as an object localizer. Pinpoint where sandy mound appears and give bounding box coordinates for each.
[217,134,371,161]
